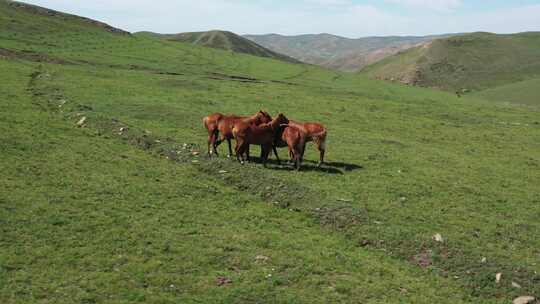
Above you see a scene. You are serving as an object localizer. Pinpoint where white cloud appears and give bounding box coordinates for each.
[304,0,352,6]
[385,0,463,12]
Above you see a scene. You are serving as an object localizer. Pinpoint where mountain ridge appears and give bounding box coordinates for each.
[243,33,462,71]
[136,30,300,64]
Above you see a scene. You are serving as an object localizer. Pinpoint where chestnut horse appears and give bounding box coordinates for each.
[202,113,223,156]
[203,111,272,157]
[287,120,327,166]
[233,113,289,167]
[280,125,307,170]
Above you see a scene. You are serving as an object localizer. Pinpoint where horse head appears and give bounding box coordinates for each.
[256,110,272,124]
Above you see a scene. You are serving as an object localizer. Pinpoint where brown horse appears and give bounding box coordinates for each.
[216,110,273,158]
[202,112,224,156]
[280,125,307,170]
[277,120,327,166]
[233,113,289,167]
[203,111,272,157]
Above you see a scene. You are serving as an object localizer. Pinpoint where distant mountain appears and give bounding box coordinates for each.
[362,32,540,92]
[137,30,299,64]
[243,33,458,72]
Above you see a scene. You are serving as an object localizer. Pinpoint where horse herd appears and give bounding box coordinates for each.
[203,111,327,170]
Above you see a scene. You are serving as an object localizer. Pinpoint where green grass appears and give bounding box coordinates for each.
[1,1,540,303]
[471,77,540,107]
[363,32,540,103]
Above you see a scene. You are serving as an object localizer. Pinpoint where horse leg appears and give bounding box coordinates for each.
[207,133,213,157]
[236,139,246,164]
[246,145,251,162]
[316,138,326,167]
[261,145,271,168]
[288,147,294,164]
[212,130,219,156]
[273,146,281,165]
[227,138,233,158]
[209,130,220,157]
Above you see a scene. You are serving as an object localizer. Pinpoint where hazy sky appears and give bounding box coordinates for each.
[20,0,540,38]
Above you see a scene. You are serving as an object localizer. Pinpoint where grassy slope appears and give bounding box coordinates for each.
[1,1,540,302]
[471,78,540,106]
[363,32,540,104]
[2,60,473,303]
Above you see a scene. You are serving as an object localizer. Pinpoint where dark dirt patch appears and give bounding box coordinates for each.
[412,250,433,268]
[269,80,298,86]
[0,47,74,65]
[207,72,262,83]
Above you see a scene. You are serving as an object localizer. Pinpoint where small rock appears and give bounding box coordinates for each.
[513,296,535,304]
[218,170,228,174]
[191,160,199,163]
[481,257,487,263]
[495,272,502,283]
[512,281,522,289]
[192,151,200,156]
[255,255,269,262]
[76,116,87,127]
[399,196,407,202]
[433,233,444,242]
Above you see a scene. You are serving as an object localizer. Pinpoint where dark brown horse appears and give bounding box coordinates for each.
[233,113,289,167]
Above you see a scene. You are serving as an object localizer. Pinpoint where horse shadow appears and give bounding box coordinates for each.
[247,157,363,175]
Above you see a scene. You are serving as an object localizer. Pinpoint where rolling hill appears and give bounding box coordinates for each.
[362,32,540,95]
[137,30,300,64]
[1,1,540,303]
[244,33,457,72]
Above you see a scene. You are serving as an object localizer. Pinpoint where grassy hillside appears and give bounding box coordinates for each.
[2,1,540,303]
[244,33,457,72]
[363,32,540,100]
[138,30,300,64]
[471,78,540,107]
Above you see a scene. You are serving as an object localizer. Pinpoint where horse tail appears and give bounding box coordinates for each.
[312,129,327,150]
[232,125,238,139]
[203,116,209,130]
